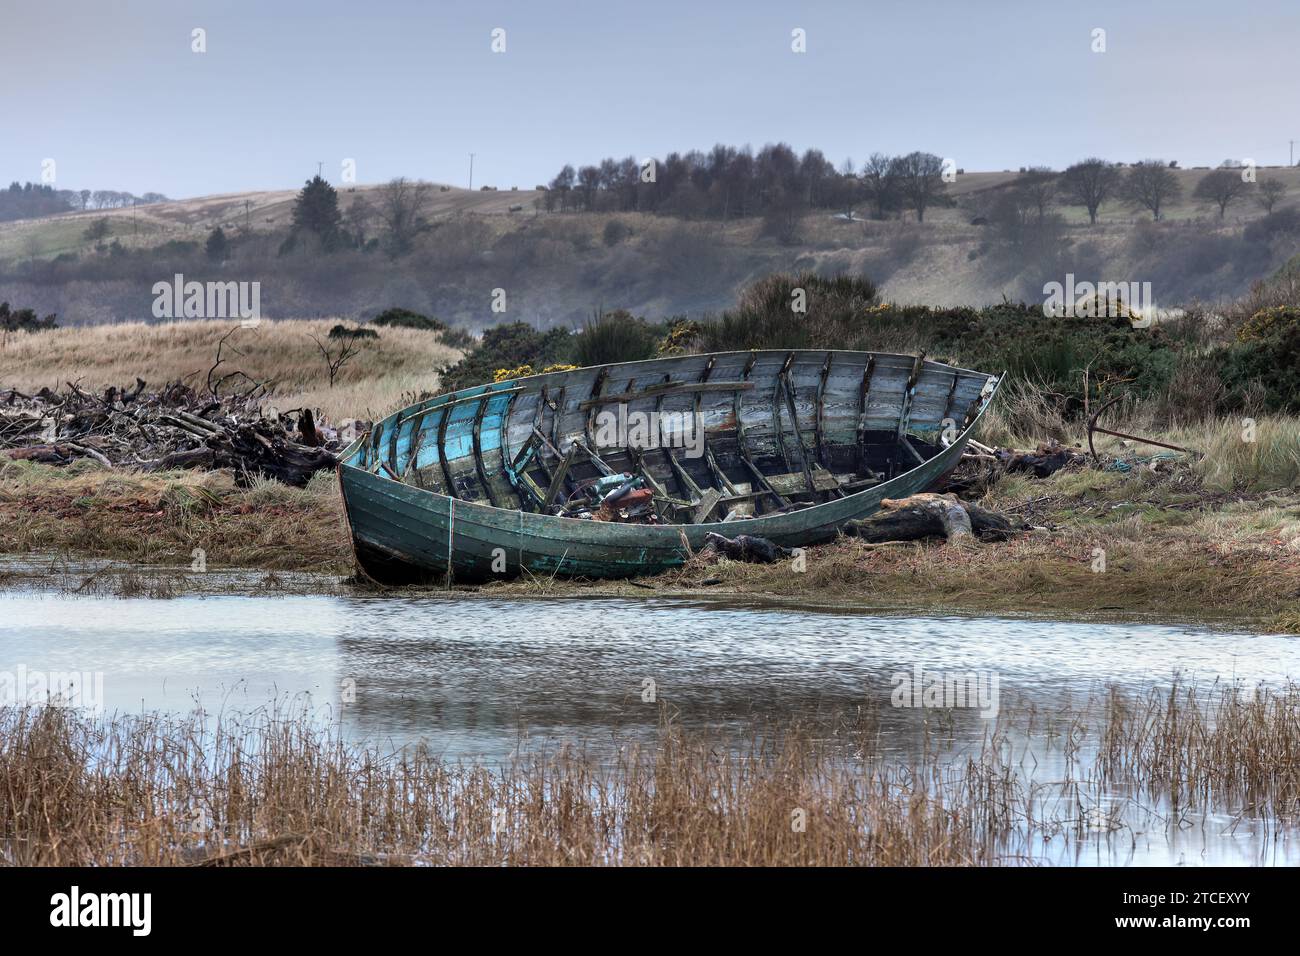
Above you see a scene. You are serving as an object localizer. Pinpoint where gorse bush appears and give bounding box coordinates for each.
[367,307,475,353]
[438,321,574,392]
[433,270,1300,419]
[371,307,447,332]
[1215,306,1300,413]
[695,273,1180,422]
[327,324,378,341]
[573,309,660,367]
[698,272,883,352]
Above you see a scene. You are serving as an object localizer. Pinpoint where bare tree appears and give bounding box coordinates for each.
[894,151,946,223]
[308,332,362,388]
[1018,167,1058,222]
[1122,160,1182,221]
[860,153,899,220]
[1193,168,1249,219]
[376,177,433,256]
[1059,158,1121,225]
[1255,177,1288,215]
[347,194,376,246]
[576,165,601,211]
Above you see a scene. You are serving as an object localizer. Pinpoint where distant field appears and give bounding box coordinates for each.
[1,319,461,422]
[7,167,1297,262]
[0,182,543,262]
[2,167,1297,324]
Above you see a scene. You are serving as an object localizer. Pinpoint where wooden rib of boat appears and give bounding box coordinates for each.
[337,349,1001,582]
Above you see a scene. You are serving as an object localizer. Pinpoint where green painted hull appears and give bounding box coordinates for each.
[338,349,1000,582]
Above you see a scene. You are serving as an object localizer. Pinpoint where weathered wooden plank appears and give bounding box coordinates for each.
[541,443,577,510]
[470,394,497,507]
[896,352,926,439]
[693,488,722,524]
[583,367,610,446]
[578,380,755,409]
[814,351,832,466]
[396,386,524,427]
[435,408,456,499]
[780,360,817,495]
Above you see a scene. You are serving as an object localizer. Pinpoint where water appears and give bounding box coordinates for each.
[2,591,1297,864]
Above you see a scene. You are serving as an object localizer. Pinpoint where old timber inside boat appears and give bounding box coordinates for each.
[338,350,1000,581]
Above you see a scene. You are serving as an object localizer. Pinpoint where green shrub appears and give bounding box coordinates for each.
[573,309,659,367]
[697,272,882,352]
[0,302,58,333]
[1215,306,1300,412]
[328,324,378,340]
[438,327,477,352]
[602,219,632,247]
[438,322,574,393]
[372,307,448,332]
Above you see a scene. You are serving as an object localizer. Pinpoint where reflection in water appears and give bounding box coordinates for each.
[2,592,1297,865]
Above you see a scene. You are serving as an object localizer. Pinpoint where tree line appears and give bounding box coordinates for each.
[223,155,1295,267]
[544,145,957,230]
[0,182,169,223]
[542,146,1291,226]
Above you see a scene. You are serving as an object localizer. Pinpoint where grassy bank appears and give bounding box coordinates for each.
[3,681,1296,865]
[0,460,351,576]
[3,276,1297,629]
[3,417,1298,630]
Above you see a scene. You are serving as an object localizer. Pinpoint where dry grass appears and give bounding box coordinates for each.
[979,406,1300,493]
[0,459,349,574]
[1190,417,1300,491]
[486,461,1300,631]
[0,318,462,422]
[2,681,1296,866]
[3,441,1298,629]
[1,382,1297,627]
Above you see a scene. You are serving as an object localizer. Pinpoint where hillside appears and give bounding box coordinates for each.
[0,182,543,261]
[2,168,1298,328]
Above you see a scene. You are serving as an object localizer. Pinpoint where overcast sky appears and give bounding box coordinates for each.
[3,0,1297,199]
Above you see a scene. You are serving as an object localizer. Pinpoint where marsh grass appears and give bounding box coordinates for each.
[979,402,1300,494]
[1191,417,1300,491]
[2,681,1296,866]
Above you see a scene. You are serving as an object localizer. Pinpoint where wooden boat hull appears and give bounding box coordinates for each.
[338,349,1000,582]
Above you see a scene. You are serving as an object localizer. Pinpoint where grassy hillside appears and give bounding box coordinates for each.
[1,319,461,421]
[0,183,542,262]
[2,169,1298,327]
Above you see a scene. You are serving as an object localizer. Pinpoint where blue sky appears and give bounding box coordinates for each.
[3,0,1297,198]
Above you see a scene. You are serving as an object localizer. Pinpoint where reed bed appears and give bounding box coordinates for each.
[2,682,1296,866]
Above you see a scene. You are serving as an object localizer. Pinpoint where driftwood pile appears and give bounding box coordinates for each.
[844,493,1028,544]
[1,381,350,486]
[693,493,1028,566]
[961,438,1085,478]
[701,532,792,563]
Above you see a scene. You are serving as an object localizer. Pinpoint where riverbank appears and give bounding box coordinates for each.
[4,679,1298,865]
[3,448,1297,631]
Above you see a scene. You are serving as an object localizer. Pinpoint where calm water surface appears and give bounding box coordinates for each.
[2,592,1297,865]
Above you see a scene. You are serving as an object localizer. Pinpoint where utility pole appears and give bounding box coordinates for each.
[1291,140,1296,167]
[469,153,475,190]
[244,200,251,231]
[133,198,137,236]
[317,160,324,179]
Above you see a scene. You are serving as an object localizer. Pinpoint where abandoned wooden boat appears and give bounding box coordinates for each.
[337,350,1001,582]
